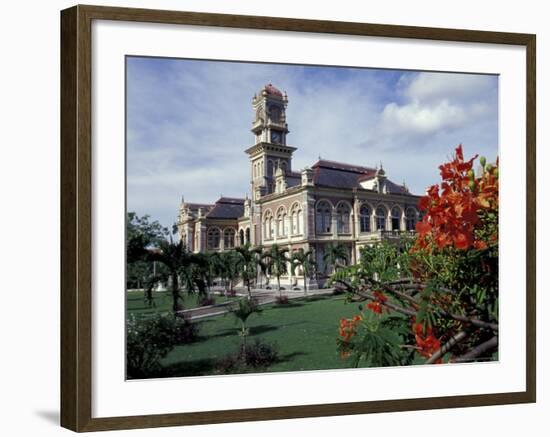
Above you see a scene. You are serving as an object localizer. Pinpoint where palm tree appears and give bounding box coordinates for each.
[291,249,316,294]
[232,298,262,361]
[204,252,223,292]
[235,244,261,299]
[220,251,241,294]
[322,243,349,275]
[261,244,289,297]
[142,271,168,307]
[146,238,198,315]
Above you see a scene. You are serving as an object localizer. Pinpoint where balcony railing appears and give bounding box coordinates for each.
[379,230,416,238]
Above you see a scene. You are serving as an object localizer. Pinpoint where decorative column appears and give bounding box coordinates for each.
[304,192,315,239]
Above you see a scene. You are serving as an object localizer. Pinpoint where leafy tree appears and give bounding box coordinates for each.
[322,243,349,274]
[290,249,316,294]
[261,244,289,296]
[126,212,170,290]
[126,212,169,261]
[331,146,499,366]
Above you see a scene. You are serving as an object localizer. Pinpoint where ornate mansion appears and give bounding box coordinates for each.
[177,84,421,287]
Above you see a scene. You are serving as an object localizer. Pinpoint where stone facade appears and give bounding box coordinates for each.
[177,84,421,288]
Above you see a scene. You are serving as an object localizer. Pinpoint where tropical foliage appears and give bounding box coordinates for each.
[331,145,499,366]
[291,249,316,294]
[323,243,349,274]
[261,244,290,296]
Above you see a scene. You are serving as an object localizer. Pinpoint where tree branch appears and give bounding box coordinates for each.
[453,336,498,363]
[334,279,498,332]
[425,330,469,364]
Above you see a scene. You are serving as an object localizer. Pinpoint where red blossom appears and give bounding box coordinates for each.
[415,145,498,252]
[338,315,362,342]
[412,321,442,362]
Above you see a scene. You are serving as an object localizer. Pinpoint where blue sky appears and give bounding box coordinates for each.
[126,57,498,230]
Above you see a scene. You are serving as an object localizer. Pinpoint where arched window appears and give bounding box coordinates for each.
[267,160,274,177]
[290,203,302,235]
[224,228,235,249]
[336,202,351,234]
[405,208,417,231]
[391,206,401,231]
[281,161,288,174]
[263,211,273,240]
[375,206,387,231]
[360,204,371,233]
[276,208,286,237]
[245,227,251,244]
[316,201,332,234]
[207,228,220,250]
[239,229,245,246]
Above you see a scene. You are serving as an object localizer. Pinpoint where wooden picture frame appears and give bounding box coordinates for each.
[60,4,536,432]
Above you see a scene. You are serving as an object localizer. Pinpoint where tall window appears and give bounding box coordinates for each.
[263,211,273,240]
[375,206,387,231]
[277,208,286,237]
[405,208,417,231]
[316,201,332,234]
[245,227,251,244]
[239,229,245,246]
[336,202,351,234]
[207,228,220,250]
[391,206,401,231]
[360,204,371,233]
[290,203,302,235]
[224,228,235,249]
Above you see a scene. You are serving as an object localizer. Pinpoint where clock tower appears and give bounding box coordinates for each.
[245,84,296,196]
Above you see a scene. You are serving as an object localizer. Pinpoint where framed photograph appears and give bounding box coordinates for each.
[60,4,536,432]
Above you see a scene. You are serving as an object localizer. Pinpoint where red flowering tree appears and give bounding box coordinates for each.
[332,145,499,366]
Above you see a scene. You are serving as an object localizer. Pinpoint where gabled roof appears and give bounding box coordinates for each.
[182,202,215,215]
[205,197,245,219]
[310,159,410,194]
[311,159,376,189]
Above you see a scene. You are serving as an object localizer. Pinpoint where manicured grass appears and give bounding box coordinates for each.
[159,294,365,377]
[126,290,235,317]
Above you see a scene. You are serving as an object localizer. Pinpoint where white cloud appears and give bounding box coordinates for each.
[403,72,497,103]
[381,99,466,134]
[126,60,498,229]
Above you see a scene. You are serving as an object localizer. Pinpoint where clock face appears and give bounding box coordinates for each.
[271,131,282,144]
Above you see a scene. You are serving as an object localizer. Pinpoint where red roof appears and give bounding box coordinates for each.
[263,83,283,97]
[312,159,375,175]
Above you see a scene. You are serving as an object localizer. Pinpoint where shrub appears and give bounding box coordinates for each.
[275,295,289,305]
[198,295,215,307]
[173,316,200,344]
[244,339,279,368]
[126,313,200,379]
[216,339,279,374]
[126,313,177,379]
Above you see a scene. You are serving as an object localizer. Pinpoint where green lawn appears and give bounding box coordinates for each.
[158,294,365,377]
[126,290,235,317]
